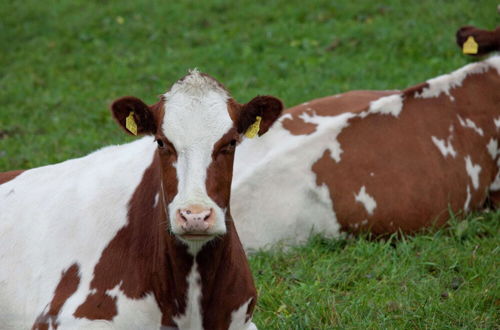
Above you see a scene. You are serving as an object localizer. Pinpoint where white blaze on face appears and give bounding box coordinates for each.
[162,72,233,240]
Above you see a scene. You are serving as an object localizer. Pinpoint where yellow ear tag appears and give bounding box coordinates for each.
[463,36,478,54]
[244,116,262,139]
[125,112,138,136]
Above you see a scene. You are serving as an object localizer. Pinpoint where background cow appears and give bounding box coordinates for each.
[231,56,500,251]
[0,71,282,329]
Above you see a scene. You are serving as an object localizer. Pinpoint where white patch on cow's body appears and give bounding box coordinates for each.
[431,136,457,158]
[173,262,203,330]
[162,71,232,251]
[415,61,492,101]
[0,137,160,329]
[354,186,377,215]
[232,105,358,250]
[464,185,471,211]
[228,298,255,330]
[487,139,498,160]
[457,115,484,136]
[465,156,481,190]
[365,94,404,117]
[490,170,500,191]
[494,117,500,130]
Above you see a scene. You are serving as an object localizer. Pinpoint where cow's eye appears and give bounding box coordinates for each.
[156,139,165,148]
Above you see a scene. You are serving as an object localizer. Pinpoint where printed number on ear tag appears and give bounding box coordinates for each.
[463,36,478,55]
[245,116,262,138]
[126,112,138,135]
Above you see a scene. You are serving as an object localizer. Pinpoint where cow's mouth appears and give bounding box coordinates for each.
[180,233,215,241]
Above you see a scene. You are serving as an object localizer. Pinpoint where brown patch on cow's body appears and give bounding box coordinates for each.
[33,264,80,329]
[0,170,24,185]
[282,90,398,135]
[312,68,500,234]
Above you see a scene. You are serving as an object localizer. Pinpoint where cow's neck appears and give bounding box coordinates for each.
[157,210,256,329]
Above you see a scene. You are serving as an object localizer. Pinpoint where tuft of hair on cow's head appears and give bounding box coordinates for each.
[110,96,160,136]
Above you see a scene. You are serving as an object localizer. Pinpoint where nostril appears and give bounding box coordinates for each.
[203,209,213,221]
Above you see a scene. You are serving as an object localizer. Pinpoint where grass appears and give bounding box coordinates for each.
[1,0,499,328]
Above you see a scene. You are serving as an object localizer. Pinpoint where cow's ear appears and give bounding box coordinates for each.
[111,96,157,136]
[237,96,283,138]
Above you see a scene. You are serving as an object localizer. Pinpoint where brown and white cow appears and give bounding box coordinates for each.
[232,56,500,251]
[0,71,283,329]
[456,25,500,56]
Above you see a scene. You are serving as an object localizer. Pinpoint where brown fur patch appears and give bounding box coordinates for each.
[282,91,398,136]
[237,96,283,136]
[0,170,24,185]
[33,264,80,329]
[456,26,500,56]
[311,69,499,234]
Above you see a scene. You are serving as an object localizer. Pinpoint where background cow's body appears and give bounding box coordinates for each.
[232,57,500,251]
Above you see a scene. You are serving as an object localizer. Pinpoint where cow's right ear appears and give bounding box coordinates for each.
[111,96,157,136]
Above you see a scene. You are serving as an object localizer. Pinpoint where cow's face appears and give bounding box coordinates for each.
[111,71,282,251]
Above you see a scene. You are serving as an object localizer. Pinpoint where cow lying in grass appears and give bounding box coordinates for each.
[456,25,500,56]
[0,71,283,329]
[232,56,500,251]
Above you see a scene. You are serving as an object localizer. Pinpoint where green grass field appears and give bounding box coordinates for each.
[1,0,499,328]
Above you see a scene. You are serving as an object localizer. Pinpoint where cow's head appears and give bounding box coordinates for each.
[111,71,282,251]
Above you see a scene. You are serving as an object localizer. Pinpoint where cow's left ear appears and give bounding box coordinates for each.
[237,96,283,138]
[111,96,158,136]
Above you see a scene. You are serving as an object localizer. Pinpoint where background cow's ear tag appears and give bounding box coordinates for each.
[126,112,138,135]
[463,36,478,54]
[245,116,262,138]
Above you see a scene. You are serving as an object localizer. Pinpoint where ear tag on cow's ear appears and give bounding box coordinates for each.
[125,112,138,136]
[463,36,478,54]
[244,116,262,138]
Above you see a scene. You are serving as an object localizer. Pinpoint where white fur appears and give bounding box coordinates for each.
[162,71,232,253]
[228,298,256,330]
[0,137,160,329]
[495,117,500,130]
[487,139,498,160]
[232,110,354,251]
[365,94,404,117]
[415,61,491,101]
[457,115,484,136]
[464,185,471,212]
[354,186,377,215]
[464,156,481,190]
[172,262,203,330]
[431,136,457,158]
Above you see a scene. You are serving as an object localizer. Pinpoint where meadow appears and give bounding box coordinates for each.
[1,0,499,328]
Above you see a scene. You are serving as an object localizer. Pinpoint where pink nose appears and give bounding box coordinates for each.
[176,205,215,233]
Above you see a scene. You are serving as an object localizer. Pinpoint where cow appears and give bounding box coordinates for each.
[456,25,500,56]
[231,56,500,251]
[0,71,283,329]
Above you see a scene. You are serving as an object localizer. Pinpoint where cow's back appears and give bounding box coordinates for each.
[232,90,398,250]
[0,138,160,329]
[232,57,500,251]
